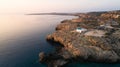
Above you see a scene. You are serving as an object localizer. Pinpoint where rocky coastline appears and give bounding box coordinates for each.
[39,10,120,67]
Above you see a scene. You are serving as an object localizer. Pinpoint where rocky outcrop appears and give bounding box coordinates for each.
[39,10,120,67]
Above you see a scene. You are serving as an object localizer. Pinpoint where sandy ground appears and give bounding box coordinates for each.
[84,30,106,37]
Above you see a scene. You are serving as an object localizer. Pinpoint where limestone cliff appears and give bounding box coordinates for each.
[39,10,120,67]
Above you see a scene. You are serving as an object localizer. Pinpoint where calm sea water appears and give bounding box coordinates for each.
[0,14,75,67]
[0,14,120,67]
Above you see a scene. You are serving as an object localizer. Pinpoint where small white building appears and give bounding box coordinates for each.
[76,27,87,33]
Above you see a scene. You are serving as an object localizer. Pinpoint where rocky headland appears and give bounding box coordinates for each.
[39,10,120,67]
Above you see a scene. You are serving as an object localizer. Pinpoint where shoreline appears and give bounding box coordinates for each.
[26,13,79,16]
[39,10,120,67]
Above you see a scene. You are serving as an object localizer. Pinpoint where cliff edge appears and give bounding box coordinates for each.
[39,10,120,67]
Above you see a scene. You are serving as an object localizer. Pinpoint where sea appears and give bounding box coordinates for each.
[0,14,120,67]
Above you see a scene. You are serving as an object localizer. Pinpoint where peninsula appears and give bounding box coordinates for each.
[26,13,78,16]
[39,10,120,67]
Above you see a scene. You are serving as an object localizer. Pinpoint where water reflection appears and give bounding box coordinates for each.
[0,14,75,67]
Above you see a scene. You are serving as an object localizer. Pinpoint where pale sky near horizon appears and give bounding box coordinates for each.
[0,0,120,13]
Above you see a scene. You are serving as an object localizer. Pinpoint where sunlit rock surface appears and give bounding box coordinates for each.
[39,10,120,67]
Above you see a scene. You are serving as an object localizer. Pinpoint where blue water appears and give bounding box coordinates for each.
[0,14,120,67]
[0,15,75,67]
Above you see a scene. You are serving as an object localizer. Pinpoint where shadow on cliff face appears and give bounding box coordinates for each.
[39,40,70,67]
[46,40,64,48]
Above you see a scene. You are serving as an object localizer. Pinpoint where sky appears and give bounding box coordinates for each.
[0,0,120,13]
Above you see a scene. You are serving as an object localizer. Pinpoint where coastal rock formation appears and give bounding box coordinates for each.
[39,10,120,67]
